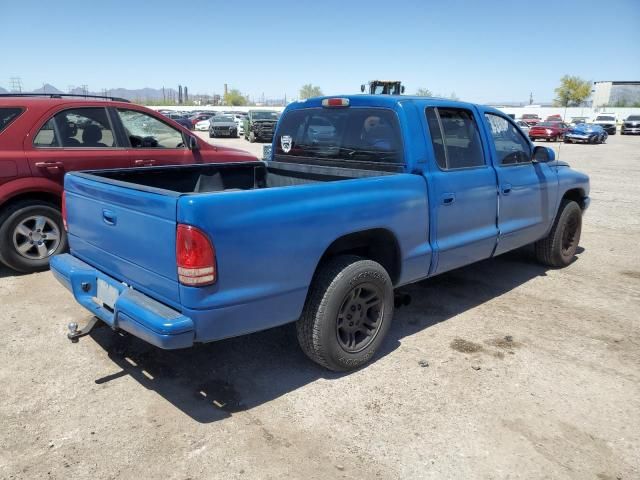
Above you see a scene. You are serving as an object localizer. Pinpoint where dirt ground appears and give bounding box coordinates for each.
[1,134,639,480]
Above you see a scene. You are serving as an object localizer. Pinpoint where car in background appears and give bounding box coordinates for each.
[545,114,563,122]
[528,121,569,142]
[621,115,640,135]
[162,112,193,129]
[243,110,280,142]
[0,94,258,273]
[520,113,541,125]
[564,124,607,144]
[189,113,214,130]
[570,116,589,125]
[209,114,238,137]
[194,116,216,131]
[592,114,616,135]
[515,120,530,135]
[233,114,245,135]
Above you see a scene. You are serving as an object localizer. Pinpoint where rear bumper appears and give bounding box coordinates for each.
[51,254,194,349]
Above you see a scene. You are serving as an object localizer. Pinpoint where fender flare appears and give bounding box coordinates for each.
[0,177,63,208]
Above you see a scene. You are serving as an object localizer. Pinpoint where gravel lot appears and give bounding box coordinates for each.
[1,134,639,480]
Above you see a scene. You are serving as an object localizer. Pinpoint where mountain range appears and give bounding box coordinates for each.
[0,83,181,100]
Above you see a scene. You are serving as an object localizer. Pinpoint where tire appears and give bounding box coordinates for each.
[0,200,68,273]
[564,137,570,143]
[534,200,582,268]
[249,131,256,143]
[296,255,394,371]
[208,130,214,138]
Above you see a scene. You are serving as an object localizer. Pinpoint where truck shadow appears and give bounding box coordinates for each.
[89,246,582,423]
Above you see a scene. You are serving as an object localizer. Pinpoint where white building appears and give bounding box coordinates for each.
[592,81,640,107]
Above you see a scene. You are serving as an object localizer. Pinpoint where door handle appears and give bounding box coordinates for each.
[134,159,155,166]
[34,161,64,173]
[501,184,512,195]
[441,193,456,205]
[102,209,117,226]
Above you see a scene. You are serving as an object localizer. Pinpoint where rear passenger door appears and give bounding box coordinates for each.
[423,106,499,275]
[114,108,198,167]
[25,107,133,180]
[482,112,556,255]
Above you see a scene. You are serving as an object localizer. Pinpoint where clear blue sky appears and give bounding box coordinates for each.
[2,0,639,103]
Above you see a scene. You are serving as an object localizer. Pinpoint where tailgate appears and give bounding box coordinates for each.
[64,173,180,308]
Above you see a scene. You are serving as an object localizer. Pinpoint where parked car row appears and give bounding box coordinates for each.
[514,112,640,136]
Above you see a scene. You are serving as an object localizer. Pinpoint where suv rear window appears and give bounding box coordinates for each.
[0,108,23,132]
[274,107,403,170]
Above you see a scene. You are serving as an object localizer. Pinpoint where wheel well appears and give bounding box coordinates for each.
[317,229,401,285]
[562,188,586,209]
[1,192,61,214]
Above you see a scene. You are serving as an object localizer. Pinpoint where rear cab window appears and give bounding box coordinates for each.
[274,107,404,171]
[0,107,24,133]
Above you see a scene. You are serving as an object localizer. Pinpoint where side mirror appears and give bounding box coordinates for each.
[188,135,199,150]
[532,145,555,163]
[401,86,405,94]
[360,84,366,93]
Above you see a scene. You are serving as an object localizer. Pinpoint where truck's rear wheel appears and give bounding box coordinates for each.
[296,255,394,371]
[534,200,582,268]
[0,201,67,273]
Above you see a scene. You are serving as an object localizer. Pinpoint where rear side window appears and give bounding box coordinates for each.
[34,107,115,148]
[0,108,23,133]
[274,107,403,170]
[425,107,485,169]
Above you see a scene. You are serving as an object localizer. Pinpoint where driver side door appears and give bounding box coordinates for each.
[482,112,557,255]
[113,108,198,167]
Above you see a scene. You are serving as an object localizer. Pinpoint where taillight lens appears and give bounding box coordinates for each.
[322,98,350,107]
[61,191,68,232]
[176,224,216,286]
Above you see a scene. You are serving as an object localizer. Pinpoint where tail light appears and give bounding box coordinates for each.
[176,224,216,286]
[61,191,68,231]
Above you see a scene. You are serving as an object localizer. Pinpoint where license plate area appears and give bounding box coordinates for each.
[95,278,120,311]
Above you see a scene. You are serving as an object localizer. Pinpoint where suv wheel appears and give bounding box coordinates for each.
[296,255,394,371]
[0,201,67,273]
[249,131,256,143]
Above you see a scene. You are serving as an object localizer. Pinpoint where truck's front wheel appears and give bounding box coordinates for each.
[534,200,582,268]
[0,200,68,273]
[296,255,394,371]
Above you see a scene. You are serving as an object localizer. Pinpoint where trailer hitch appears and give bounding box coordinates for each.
[67,317,101,343]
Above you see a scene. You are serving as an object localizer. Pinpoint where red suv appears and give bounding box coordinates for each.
[0,94,256,273]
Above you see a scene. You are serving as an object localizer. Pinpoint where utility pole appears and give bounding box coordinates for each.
[9,77,22,93]
[80,84,89,96]
[178,85,183,104]
[529,92,533,105]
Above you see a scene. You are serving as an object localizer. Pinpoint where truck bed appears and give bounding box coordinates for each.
[84,160,391,194]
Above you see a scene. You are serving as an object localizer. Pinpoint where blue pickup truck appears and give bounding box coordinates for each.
[51,95,590,371]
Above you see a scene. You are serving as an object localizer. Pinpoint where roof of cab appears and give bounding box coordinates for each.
[287,94,501,114]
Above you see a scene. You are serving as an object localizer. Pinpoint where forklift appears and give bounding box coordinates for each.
[360,80,405,95]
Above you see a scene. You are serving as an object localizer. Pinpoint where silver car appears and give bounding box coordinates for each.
[516,120,530,135]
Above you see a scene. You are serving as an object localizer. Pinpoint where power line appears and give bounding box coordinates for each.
[9,77,22,93]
